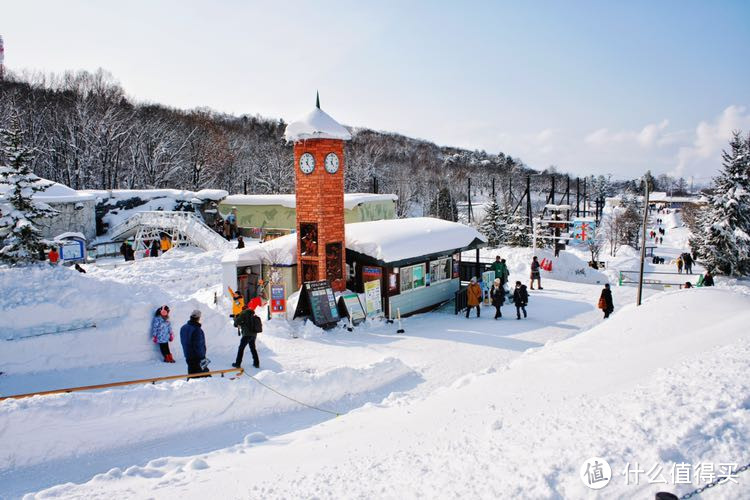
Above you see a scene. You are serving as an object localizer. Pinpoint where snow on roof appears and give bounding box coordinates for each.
[222,233,298,266]
[346,217,486,264]
[545,204,571,210]
[194,189,229,201]
[222,217,485,267]
[284,107,352,142]
[0,178,96,203]
[54,231,87,241]
[222,193,397,210]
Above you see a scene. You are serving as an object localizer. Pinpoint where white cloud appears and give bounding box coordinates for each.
[583,119,670,148]
[674,105,750,177]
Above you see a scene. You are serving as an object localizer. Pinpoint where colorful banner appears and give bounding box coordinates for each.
[571,219,597,242]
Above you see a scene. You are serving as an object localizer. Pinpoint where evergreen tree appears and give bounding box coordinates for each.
[691,131,750,276]
[429,187,458,222]
[479,195,506,247]
[505,213,530,247]
[0,125,58,265]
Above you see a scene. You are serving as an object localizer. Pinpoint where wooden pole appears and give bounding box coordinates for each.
[526,175,532,228]
[576,177,580,217]
[0,367,245,401]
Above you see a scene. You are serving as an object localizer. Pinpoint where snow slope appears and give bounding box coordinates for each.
[23,288,750,499]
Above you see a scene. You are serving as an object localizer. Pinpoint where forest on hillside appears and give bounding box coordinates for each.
[0,69,692,219]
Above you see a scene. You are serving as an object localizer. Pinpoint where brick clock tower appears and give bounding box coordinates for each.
[284,95,351,292]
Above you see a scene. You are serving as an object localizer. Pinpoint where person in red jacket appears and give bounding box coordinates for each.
[48,247,59,264]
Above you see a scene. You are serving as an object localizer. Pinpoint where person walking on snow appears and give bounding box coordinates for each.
[513,281,528,320]
[160,234,172,254]
[676,256,683,274]
[48,247,59,264]
[683,252,693,274]
[490,278,505,319]
[598,284,614,319]
[466,277,482,318]
[180,310,210,376]
[151,305,175,363]
[232,304,262,369]
[530,256,543,290]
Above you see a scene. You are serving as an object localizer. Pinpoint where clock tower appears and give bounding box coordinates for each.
[284,95,351,291]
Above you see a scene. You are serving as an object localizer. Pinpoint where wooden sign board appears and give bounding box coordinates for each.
[338,293,366,325]
[293,280,340,329]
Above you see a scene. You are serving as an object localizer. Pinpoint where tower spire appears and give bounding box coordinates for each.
[316,91,320,109]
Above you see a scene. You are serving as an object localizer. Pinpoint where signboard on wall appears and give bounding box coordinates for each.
[338,293,366,325]
[364,279,383,318]
[571,219,597,243]
[270,283,286,313]
[293,280,340,328]
[362,265,382,283]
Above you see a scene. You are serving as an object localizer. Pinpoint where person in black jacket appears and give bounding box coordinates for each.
[180,309,210,376]
[512,281,528,320]
[703,271,714,287]
[682,252,693,274]
[232,305,261,369]
[150,239,160,258]
[490,278,505,319]
[599,284,614,318]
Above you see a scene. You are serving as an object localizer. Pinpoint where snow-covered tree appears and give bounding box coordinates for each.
[690,131,750,276]
[505,213,530,247]
[0,125,58,264]
[479,195,507,247]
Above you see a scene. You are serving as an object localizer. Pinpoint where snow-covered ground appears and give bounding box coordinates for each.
[1,215,749,499]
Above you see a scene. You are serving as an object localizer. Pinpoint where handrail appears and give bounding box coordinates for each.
[0,367,245,401]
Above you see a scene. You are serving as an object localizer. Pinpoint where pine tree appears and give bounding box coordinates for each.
[0,125,58,265]
[691,131,750,276]
[479,195,506,247]
[430,187,458,222]
[505,213,530,247]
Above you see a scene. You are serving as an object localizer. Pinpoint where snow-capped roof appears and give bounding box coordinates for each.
[346,217,486,264]
[284,107,352,142]
[222,217,485,267]
[222,233,298,266]
[0,178,96,203]
[222,193,397,210]
[53,231,87,241]
[194,189,229,201]
[545,204,571,211]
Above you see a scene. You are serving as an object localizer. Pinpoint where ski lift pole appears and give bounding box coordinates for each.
[636,178,650,306]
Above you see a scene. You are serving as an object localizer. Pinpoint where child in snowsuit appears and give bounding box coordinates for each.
[598,284,614,319]
[513,281,528,320]
[466,277,482,318]
[490,278,505,319]
[151,305,175,363]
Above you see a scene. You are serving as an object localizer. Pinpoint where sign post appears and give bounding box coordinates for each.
[270,283,286,316]
[292,280,341,329]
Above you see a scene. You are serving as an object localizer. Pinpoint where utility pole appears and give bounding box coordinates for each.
[583,178,587,216]
[526,175,532,228]
[467,177,473,223]
[491,177,495,199]
[636,178,650,306]
[576,177,580,217]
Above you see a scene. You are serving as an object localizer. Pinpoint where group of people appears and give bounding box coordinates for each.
[119,235,172,262]
[465,255,529,321]
[676,252,694,274]
[148,297,264,375]
[215,209,239,241]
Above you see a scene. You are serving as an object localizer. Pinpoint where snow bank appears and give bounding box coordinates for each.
[0,358,414,470]
[284,107,352,142]
[0,178,95,203]
[0,250,236,374]
[478,245,608,284]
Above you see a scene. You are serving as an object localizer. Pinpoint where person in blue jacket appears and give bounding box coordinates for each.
[180,309,209,377]
[151,305,175,363]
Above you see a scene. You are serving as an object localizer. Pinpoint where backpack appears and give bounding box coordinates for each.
[252,315,263,333]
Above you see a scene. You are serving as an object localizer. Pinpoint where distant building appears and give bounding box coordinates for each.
[217,193,398,239]
[0,178,96,241]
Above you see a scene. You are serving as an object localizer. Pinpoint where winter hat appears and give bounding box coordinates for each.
[494,278,501,284]
[470,277,477,283]
[190,309,202,319]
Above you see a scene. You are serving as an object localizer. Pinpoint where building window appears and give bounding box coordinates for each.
[399,263,426,293]
[429,258,452,283]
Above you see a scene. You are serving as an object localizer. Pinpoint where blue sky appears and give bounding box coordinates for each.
[3,0,749,181]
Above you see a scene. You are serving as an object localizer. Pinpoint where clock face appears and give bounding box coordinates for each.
[325,152,340,174]
[299,152,315,174]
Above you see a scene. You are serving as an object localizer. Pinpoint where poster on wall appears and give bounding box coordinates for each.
[270,283,286,314]
[364,279,383,318]
[362,265,382,283]
[338,293,367,325]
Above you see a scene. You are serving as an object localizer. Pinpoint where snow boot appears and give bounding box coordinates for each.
[166,353,175,363]
[232,362,241,369]
[163,355,170,363]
